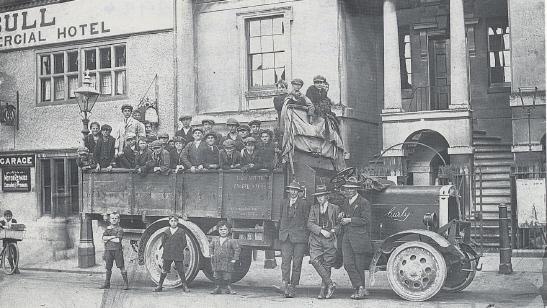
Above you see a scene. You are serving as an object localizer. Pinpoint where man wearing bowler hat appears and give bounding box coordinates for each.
[339,176,372,299]
[176,115,194,143]
[308,184,340,299]
[278,179,310,298]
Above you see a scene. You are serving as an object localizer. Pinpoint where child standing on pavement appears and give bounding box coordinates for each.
[210,220,240,295]
[0,210,20,274]
[154,215,190,293]
[99,212,129,290]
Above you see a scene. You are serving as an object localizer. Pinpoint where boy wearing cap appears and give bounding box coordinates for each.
[240,137,261,172]
[202,132,220,170]
[175,115,194,142]
[339,176,372,300]
[77,147,97,171]
[222,118,243,150]
[134,138,153,175]
[219,139,242,170]
[257,129,277,170]
[202,119,222,146]
[116,104,145,157]
[181,128,207,172]
[157,133,174,153]
[306,75,326,113]
[308,185,340,299]
[94,124,116,172]
[284,79,314,116]
[170,136,187,172]
[117,133,138,169]
[146,140,171,175]
[278,180,310,298]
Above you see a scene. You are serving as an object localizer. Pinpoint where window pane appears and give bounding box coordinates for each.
[408,73,412,86]
[251,70,262,87]
[54,77,65,100]
[249,37,261,54]
[406,59,412,73]
[89,73,97,89]
[404,34,411,43]
[85,49,96,70]
[503,51,511,66]
[504,67,512,82]
[41,55,51,75]
[70,160,79,214]
[261,36,273,52]
[68,76,78,98]
[67,51,78,72]
[490,67,504,84]
[495,27,502,35]
[273,18,283,35]
[263,53,274,69]
[55,159,65,193]
[488,27,495,35]
[489,35,501,51]
[100,47,111,69]
[274,67,285,83]
[273,35,286,52]
[100,72,112,94]
[54,53,64,74]
[274,52,286,68]
[503,34,510,50]
[115,71,126,95]
[260,19,273,36]
[115,46,126,67]
[251,54,262,70]
[262,69,275,86]
[41,78,51,101]
[41,160,51,214]
[249,20,260,37]
[405,44,411,58]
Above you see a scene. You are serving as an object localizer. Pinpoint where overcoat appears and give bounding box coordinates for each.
[94,135,116,168]
[181,141,208,168]
[175,127,194,142]
[219,150,242,169]
[279,198,310,244]
[116,117,146,152]
[341,194,372,254]
[210,237,241,272]
[161,227,187,261]
[307,202,341,237]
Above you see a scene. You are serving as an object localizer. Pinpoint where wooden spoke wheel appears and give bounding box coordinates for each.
[144,227,201,287]
[1,242,19,275]
[442,246,477,292]
[202,248,252,283]
[387,241,447,301]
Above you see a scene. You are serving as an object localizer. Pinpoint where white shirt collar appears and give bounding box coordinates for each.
[169,227,178,234]
[320,202,328,214]
[289,197,298,206]
[349,193,358,205]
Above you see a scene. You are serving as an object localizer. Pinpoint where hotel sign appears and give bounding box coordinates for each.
[0,0,173,51]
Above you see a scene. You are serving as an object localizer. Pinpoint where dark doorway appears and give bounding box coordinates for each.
[429,38,450,110]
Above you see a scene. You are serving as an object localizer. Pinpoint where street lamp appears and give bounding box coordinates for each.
[74,71,99,268]
[516,86,538,151]
[74,71,100,137]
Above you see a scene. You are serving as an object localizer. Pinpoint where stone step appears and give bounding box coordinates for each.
[473,135,503,142]
[474,165,512,173]
[475,173,511,180]
[474,146,512,153]
[475,195,512,204]
[474,159,514,166]
[472,130,488,136]
[473,203,512,213]
[474,152,514,160]
[475,188,511,196]
[473,141,512,146]
[474,180,511,188]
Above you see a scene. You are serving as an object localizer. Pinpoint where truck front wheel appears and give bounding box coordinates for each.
[386,241,447,301]
[144,227,201,287]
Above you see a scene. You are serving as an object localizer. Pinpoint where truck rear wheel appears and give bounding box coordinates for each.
[386,241,447,301]
[202,248,253,283]
[144,227,201,287]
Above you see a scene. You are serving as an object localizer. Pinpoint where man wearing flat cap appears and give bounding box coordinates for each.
[307,184,340,299]
[202,132,220,170]
[181,127,207,172]
[284,79,314,117]
[202,119,222,146]
[77,146,96,171]
[219,139,242,170]
[248,120,262,140]
[146,140,170,175]
[278,179,310,298]
[240,137,261,172]
[117,132,138,169]
[221,118,243,151]
[339,176,372,300]
[306,75,329,116]
[116,104,145,158]
[175,115,194,143]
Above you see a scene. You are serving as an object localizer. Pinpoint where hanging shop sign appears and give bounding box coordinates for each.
[2,167,31,192]
[0,0,173,51]
[0,154,35,167]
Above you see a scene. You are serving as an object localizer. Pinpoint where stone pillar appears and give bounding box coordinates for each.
[175,0,196,128]
[383,0,402,113]
[449,0,470,109]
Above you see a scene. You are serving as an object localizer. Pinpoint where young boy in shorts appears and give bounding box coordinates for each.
[99,212,129,290]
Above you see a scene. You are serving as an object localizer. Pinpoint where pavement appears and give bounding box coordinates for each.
[3,248,543,308]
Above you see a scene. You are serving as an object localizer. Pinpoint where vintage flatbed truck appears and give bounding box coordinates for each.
[79,152,480,302]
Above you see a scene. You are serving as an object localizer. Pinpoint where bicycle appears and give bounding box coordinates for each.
[0,228,24,275]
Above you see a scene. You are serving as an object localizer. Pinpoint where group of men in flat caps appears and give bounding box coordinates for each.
[77,104,279,174]
[278,177,371,300]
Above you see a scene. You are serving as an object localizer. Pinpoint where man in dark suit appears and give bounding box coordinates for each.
[181,127,207,172]
[307,185,340,299]
[339,176,372,300]
[175,115,194,142]
[278,180,310,298]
